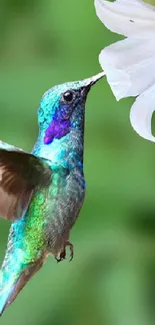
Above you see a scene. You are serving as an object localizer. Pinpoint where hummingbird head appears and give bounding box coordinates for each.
[38,72,104,145]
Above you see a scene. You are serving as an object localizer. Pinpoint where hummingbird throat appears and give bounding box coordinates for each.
[44,119,70,145]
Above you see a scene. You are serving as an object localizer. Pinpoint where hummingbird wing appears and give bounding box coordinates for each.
[0,141,51,221]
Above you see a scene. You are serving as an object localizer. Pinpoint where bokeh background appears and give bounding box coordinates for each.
[0,0,155,324]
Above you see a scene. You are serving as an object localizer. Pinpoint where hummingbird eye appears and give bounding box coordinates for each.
[62,90,75,104]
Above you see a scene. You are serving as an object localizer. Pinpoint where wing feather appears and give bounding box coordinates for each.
[0,142,51,221]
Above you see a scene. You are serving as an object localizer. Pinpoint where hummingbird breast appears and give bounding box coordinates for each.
[44,166,85,256]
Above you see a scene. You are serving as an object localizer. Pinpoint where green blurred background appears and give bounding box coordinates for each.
[0,0,155,324]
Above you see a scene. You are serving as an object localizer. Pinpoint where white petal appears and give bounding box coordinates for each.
[99,38,155,100]
[130,83,155,142]
[94,0,155,38]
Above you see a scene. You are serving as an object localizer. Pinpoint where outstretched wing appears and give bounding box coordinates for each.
[0,141,51,221]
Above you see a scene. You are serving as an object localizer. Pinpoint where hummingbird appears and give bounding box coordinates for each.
[0,72,104,315]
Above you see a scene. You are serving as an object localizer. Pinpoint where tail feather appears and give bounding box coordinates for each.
[0,257,44,316]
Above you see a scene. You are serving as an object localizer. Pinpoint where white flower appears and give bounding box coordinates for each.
[94,0,155,142]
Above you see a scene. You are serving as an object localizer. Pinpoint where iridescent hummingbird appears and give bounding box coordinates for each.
[0,72,104,315]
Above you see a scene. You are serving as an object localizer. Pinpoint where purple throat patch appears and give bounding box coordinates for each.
[44,120,70,144]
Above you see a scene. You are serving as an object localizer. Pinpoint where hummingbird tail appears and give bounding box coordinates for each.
[0,256,44,316]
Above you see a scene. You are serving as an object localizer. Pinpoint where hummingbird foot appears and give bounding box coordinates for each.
[55,241,74,263]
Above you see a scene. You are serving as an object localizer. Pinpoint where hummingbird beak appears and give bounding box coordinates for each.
[84,71,105,87]
[80,71,105,97]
